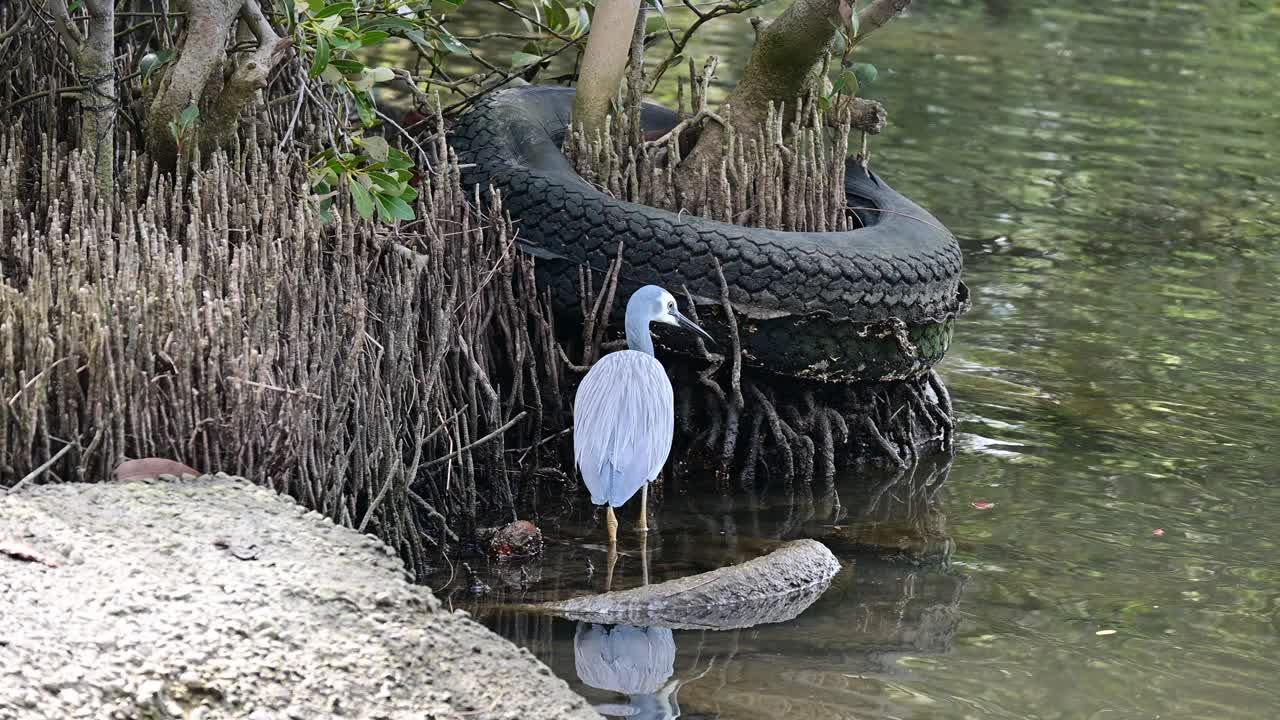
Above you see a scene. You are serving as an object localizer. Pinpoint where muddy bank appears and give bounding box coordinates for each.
[0,475,600,720]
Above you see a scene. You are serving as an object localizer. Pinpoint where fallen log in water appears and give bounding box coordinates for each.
[536,539,841,630]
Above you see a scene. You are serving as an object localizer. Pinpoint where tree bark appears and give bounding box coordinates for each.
[145,0,290,168]
[47,0,116,198]
[676,0,910,196]
[146,0,241,167]
[572,0,642,141]
[201,0,290,155]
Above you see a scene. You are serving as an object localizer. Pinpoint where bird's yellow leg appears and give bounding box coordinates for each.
[641,529,650,586]
[639,484,651,584]
[605,506,618,592]
[639,482,649,534]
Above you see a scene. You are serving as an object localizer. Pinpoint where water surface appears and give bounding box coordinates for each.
[435,1,1280,717]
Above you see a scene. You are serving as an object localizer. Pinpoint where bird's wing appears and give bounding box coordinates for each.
[574,623,677,695]
[573,351,675,508]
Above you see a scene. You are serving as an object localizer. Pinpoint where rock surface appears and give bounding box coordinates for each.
[0,475,600,720]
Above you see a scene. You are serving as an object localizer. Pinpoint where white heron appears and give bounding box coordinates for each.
[573,285,712,548]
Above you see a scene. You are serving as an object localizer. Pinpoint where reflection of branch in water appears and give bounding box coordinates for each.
[672,451,955,569]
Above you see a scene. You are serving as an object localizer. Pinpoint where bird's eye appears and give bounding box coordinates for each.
[667,301,675,311]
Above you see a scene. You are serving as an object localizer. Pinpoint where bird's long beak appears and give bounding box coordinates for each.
[674,310,715,345]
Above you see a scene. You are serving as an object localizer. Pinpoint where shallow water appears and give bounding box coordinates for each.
[434,1,1280,717]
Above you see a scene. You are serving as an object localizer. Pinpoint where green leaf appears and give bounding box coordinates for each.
[374,193,395,223]
[852,62,878,86]
[308,35,330,78]
[349,181,374,219]
[330,33,363,51]
[434,28,468,54]
[404,28,433,53]
[367,66,395,83]
[314,2,352,19]
[140,49,174,84]
[512,51,543,69]
[324,156,348,176]
[437,0,465,10]
[546,0,570,30]
[830,26,847,56]
[179,103,199,127]
[353,93,376,126]
[368,171,404,193]
[833,68,859,96]
[320,64,344,84]
[848,1,859,37]
[400,183,418,202]
[351,70,377,92]
[360,30,390,46]
[384,148,413,171]
[282,0,297,28]
[382,194,416,221]
[359,136,390,163]
[332,59,365,75]
[365,17,416,32]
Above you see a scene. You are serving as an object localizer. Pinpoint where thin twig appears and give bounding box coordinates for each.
[423,411,527,469]
[7,443,74,494]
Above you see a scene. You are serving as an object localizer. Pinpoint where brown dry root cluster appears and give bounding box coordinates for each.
[565,59,864,233]
[0,113,573,581]
[669,301,955,494]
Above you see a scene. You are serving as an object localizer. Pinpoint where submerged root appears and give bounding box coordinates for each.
[684,369,954,491]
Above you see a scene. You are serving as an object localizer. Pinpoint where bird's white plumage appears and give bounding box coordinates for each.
[573,350,675,508]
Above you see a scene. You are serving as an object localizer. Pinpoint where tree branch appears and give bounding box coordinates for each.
[45,0,83,49]
[676,0,841,190]
[484,0,578,43]
[676,0,909,194]
[145,0,243,167]
[647,1,750,92]
[0,5,32,50]
[847,96,886,134]
[854,0,911,46]
[573,0,641,140]
[201,0,291,153]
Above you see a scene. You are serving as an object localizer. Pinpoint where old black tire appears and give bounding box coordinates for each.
[449,85,968,381]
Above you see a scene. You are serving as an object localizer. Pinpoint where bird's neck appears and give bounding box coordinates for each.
[625,316,655,356]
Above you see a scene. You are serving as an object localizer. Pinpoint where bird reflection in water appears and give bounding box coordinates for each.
[574,622,709,719]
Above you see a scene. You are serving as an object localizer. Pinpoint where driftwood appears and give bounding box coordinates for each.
[536,539,840,630]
